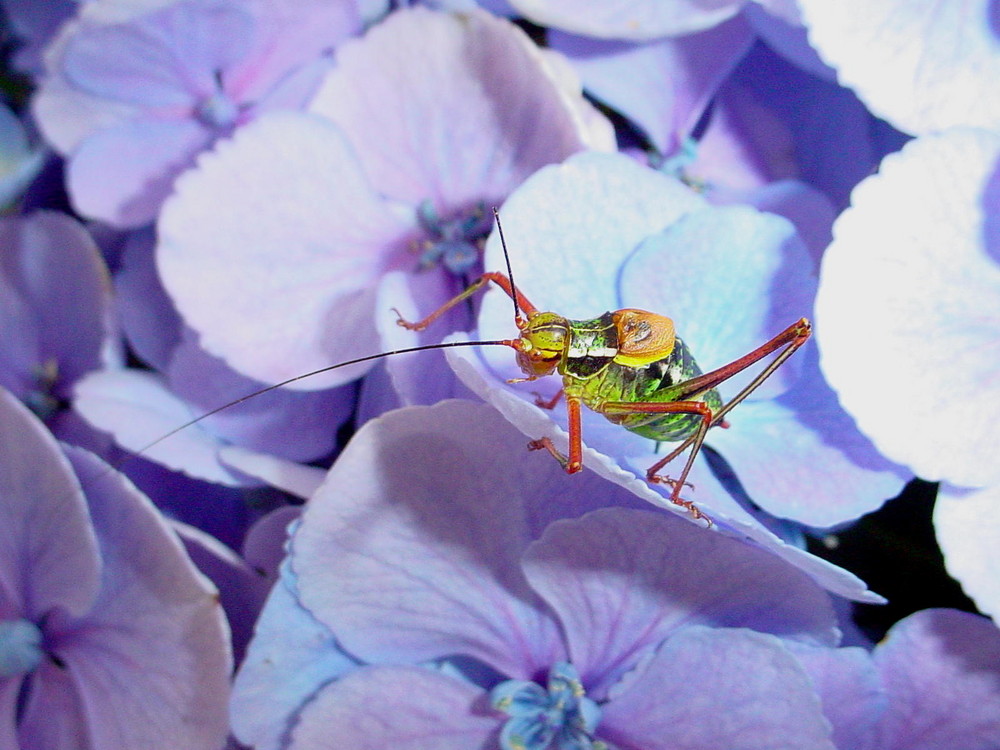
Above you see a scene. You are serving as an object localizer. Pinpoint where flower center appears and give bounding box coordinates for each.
[490,661,606,750]
[0,619,44,677]
[195,74,241,131]
[415,199,492,276]
[24,358,64,422]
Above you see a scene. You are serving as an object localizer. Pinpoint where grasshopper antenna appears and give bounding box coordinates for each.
[492,207,524,325]
[129,338,514,460]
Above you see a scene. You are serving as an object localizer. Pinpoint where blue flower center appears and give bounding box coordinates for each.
[415,199,492,276]
[195,75,241,130]
[0,619,44,677]
[490,662,606,750]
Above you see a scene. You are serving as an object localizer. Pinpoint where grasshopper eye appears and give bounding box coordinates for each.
[517,312,568,376]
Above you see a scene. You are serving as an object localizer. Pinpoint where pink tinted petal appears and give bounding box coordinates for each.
[309,7,590,209]
[56,446,231,750]
[17,661,89,750]
[508,0,743,39]
[935,484,1000,620]
[524,508,837,696]
[550,16,753,154]
[874,609,1000,750]
[289,666,497,750]
[292,402,571,678]
[68,117,210,227]
[73,369,253,485]
[62,1,254,106]
[601,627,836,749]
[799,0,1000,134]
[225,0,359,102]
[231,567,358,750]
[0,389,99,618]
[157,110,413,388]
[816,129,1000,487]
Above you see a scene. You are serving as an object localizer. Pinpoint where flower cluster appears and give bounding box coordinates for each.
[1,0,999,748]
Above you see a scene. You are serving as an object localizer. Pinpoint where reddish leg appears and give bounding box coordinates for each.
[534,389,564,410]
[528,395,584,472]
[599,400,714,520]
[395,271,539,332]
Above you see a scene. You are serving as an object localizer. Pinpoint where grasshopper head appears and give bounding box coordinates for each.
[515,311,568,378]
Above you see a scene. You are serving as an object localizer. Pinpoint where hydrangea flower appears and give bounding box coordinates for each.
[816,128,1000,617]
[447,151,909,541]
[232,399,848,749]
[0,385,230,749]
[156,6,613,397]
[32,0,360,226]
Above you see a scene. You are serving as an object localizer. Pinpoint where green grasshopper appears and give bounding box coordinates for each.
[392,212,812,519]
[135,211,810,520]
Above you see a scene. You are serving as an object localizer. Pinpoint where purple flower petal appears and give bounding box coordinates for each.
[308,7,595,210]
[799,0,1000,134]
[61,2,254,108]
[523,507,838,696]
[0,212,113,409]
[16,660,91,750]
[46,446,231,750]
[221,0,359,103]
[934,484,1000,620]
[816,129,1000,487]
[157,110,414,388]
[113,227,183,371]
[618,203,816,399]
[0,388,100,618]
[600,627,836,749]
[744,4,836,81]
[166,331,349,463]
[73,368,254,485]
[68,117,210,227]
[232,563,359,750]
[705,352,911,527]
[549,16,753,154]
[873,609,1000,749]
[506,0,744,39]
[291,400,575,679]
[696,42,878,210]
[788,641,884,750]
[172,519,270,666]
[287,666,497,750]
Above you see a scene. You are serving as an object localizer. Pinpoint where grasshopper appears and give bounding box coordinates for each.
[394,211,812,520]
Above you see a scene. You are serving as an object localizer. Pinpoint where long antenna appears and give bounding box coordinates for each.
[492,206,523,323]
[131,338,514,459]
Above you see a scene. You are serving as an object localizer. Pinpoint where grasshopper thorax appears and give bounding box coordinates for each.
[515,311,570,378]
